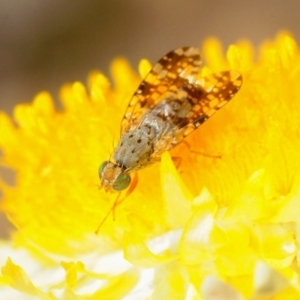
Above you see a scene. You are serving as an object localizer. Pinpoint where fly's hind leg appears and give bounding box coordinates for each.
[171,156,182,169]
[181,140,222,159]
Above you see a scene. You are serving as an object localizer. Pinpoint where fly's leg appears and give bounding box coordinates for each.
[181,140,222,159]
[95,173,138,234]
[171,157,182,169]
[94,193,121,234]
[112,172,138,220]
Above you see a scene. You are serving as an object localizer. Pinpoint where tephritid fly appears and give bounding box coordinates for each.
[99,47,242,192]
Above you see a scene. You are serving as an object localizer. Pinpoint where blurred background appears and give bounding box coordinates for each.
[0,0,299,237]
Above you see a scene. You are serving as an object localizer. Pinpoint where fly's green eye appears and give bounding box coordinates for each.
[113,173,131,191]
[98,161,109,178]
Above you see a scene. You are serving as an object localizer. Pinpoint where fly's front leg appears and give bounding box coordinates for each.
[95,173,139,234]
[113,172,139,214]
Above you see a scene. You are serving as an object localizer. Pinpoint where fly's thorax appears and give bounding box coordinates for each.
[114,126,157,170]
[98,161,131,191]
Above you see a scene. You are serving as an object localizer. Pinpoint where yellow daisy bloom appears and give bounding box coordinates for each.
[1,32,300,299]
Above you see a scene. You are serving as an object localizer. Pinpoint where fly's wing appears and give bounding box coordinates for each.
[151,70,243,156]
[121,47,202,134]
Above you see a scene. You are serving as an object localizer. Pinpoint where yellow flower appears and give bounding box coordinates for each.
[1,32,300,298]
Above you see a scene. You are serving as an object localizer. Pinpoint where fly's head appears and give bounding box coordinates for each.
[98,161,131,192]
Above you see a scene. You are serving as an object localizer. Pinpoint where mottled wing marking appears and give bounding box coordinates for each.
[151,70,243,156]
[121,47,202,134]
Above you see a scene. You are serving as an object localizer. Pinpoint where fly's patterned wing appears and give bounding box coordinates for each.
[151,70,243,156]
[121,47,202,134]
